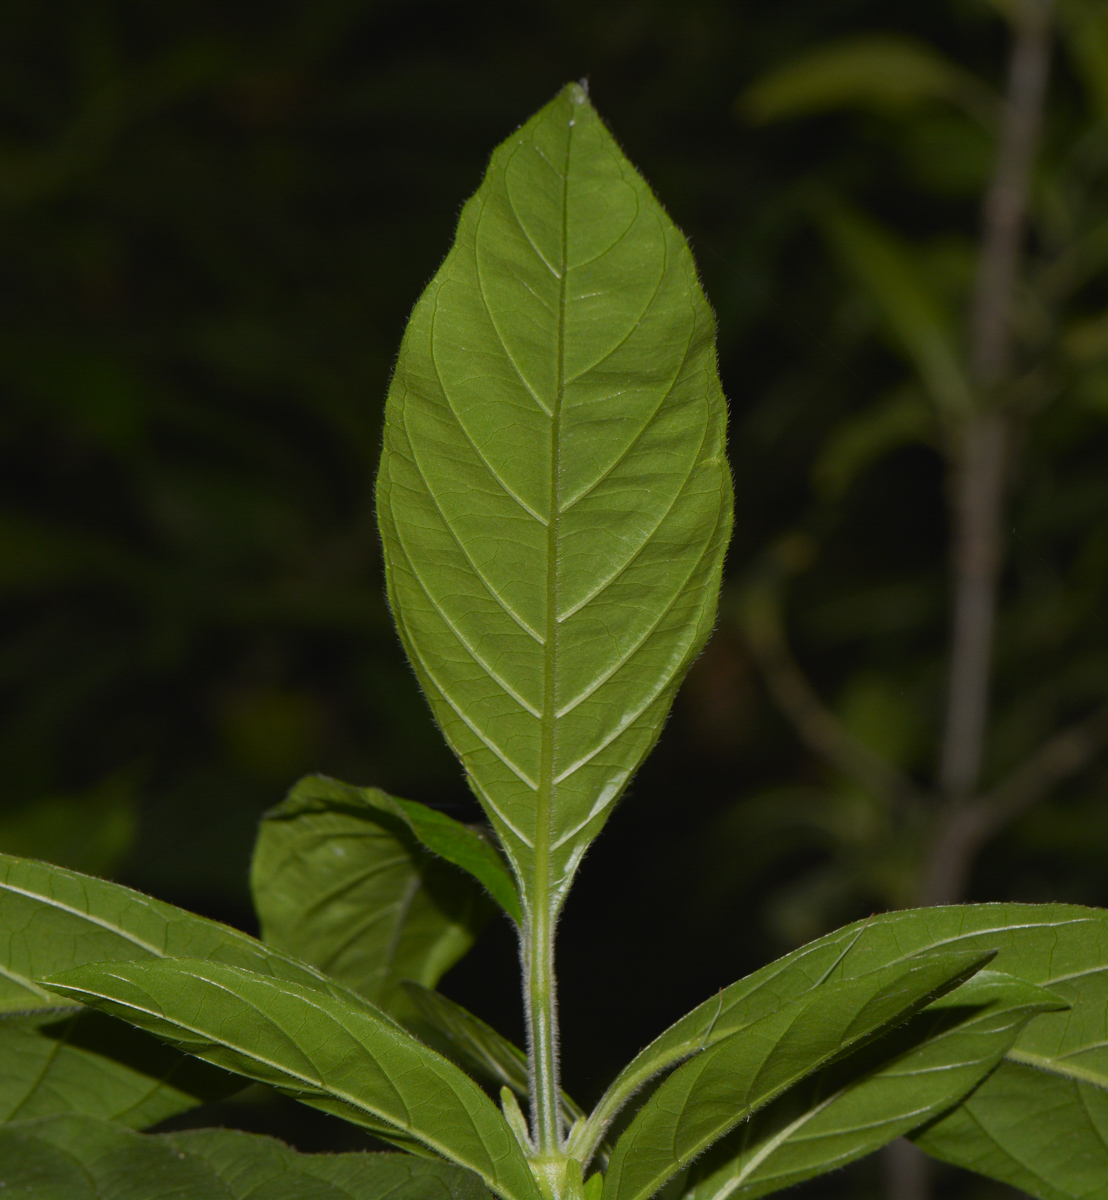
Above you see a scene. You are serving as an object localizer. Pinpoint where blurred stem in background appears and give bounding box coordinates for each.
[733,0,1108,1195]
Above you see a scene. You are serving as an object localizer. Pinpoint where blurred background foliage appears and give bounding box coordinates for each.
[3,0,1108,1195]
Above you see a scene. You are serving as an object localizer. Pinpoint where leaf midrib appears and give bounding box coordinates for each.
[535,113,573,917]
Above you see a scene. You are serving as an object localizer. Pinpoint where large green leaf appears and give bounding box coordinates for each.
[44,958,539,1200]
[0,1114,491,1200]
[572,904,1108,1164]
[0,851,394,1015]
[0,1009,237,1127]
[913,918,1108,1199]
[682,970,1064,1200]
[601,947,991,1200]
[251,775,502,1017]
[376,82,732,914]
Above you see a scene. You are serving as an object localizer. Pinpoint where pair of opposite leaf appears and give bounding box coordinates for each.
[0,838,1096,1200]
[0,82,1106,1200]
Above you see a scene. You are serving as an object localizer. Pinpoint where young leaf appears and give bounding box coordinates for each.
[681,970,1065,1200]
[376,82,733,914]
[388,793,522,923]
[913,919,1108,1198]
[0,851,393,1016]
[601,947,991,1200]
[0,1009,238,1127]
[251,774,502,1017]
[574,902,1107,1161]
[401,981,589,1132]
[0,1114,491,1200]
[44,958,539,1200]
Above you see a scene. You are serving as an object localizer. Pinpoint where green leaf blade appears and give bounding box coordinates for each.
[0,1114,492,1200]
[251,775,499,1014]
[684,970,1065,1200]
[0,852,381,1013]
[913,910,1108,1198]
[601,947,992,1200]
[377,82,732,910]
[44,959,538,1200]
[0,1010,238,1128]
[580,902,1108,1159]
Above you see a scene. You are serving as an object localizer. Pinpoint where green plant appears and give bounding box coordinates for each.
[1,82,1107,1200]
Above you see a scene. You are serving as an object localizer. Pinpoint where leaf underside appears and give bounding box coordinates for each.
[602,946,992,1200]
[0,1114,491,1200]
[0,1009,238,1129]
[251,774,495,1017]
[913,911,1108,1200]
[683,970,1064,1200]
[585,902,1108,1154]
[45,958,539,1200]
[376,81,732,911]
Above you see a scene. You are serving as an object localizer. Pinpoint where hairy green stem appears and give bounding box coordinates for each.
[524,901,562,1155]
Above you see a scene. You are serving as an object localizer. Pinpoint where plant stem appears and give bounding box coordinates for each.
[930,0,1055,895]
[890,3,1055,1197]
[524,901,562,1155]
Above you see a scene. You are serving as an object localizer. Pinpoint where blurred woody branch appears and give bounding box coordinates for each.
[731,0,1108,917]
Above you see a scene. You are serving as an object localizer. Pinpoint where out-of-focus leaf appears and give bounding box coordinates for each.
[914,914,1108,1198]
[822,209,974,417]
[45,959,538,1200]
[573,904,1108,1164]
[376,82,732,914]
[600,948,991,1200]
[1059,0,1108,120]
[0,1010,238,1127]
[1063,307,1108,363]
[0,772,137,878]
[251,775,497,1017]
[812,384,935,499]
[0,852,399,1015]
[739,36,997,126]
[682,970,1065,1200]
[0,1114,492,1200]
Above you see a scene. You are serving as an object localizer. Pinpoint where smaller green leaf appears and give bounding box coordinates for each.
[0,1114,491,1200]
[739,35,996,126]
[401,982,594,1150]
[682,970,1065,1200]
[387,795,522,924]
[601,948,992,1200]
[44,958,539,1200]
[252,775,506,1017]
[0,1009,237,1128]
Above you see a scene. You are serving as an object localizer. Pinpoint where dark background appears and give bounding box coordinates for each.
[3,2,1107,1195]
